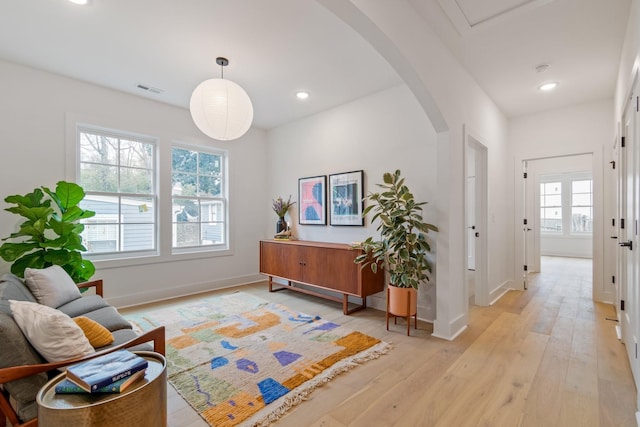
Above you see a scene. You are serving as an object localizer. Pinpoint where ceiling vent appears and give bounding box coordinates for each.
[136,84,164,95]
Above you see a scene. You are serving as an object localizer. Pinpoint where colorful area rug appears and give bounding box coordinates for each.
[124,292,390,426]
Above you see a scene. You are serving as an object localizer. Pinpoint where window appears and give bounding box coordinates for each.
[78,127,156,255]
[571,179,593,233]
[539,175,592,236]
[540,182,562,232]
[172,146,227,250]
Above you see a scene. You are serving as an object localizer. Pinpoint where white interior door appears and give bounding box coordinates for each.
[614,138,623,327]
[524,161,542,274]
[465,134,488,305]
[620,80,639,389]
[604,141,623,328]
[466,176,476,271]
[523,161,532,288]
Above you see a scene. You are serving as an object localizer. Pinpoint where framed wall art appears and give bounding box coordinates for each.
[298,175,327,225]
[329,170,364,226]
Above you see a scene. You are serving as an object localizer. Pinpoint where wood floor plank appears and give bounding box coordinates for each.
[337,347,455,427]
[473,332,549,427]
[520,315,575,426]
[393,309,544,426]
[117,256,636,427]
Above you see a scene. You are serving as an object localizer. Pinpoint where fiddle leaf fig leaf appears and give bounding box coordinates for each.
[0,181,95,282]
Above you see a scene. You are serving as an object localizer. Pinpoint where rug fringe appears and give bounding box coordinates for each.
[241,341,393,427]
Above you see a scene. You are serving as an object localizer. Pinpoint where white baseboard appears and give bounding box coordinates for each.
[111,273,264,308]
[432,312,468,341]
[489,280,512,305]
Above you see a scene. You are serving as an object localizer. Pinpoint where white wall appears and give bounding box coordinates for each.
[614,0,639,122]
[0,60,269,307]
[509,99,614,302]
[322,0,513,339]
[267,84,440,318]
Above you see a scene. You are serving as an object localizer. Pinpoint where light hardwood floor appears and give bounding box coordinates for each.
[121,256,637,426]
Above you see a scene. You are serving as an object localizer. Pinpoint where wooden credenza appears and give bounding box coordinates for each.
[259,239,384,314]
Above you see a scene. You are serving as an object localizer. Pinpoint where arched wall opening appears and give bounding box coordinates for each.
[319,0,514,340]
[318,0,464,340]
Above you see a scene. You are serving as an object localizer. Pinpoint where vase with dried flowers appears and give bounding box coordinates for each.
[272,195,295,234]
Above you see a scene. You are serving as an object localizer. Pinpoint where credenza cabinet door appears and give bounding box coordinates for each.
[303,247,358,294]
[260,240,304,281]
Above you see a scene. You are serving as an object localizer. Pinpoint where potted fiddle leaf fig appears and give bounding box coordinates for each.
[0,181,96,283]
[355,170,437,334]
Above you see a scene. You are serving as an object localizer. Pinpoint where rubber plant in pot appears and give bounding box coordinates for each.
[0,181,96,283]
[355,170,437,335]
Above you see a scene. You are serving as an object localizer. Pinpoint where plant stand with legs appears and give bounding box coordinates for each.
[386,286,418,336]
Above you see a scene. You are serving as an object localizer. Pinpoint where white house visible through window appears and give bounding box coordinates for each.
[540,182,562,232]
[571,179,593,233]
[172,146,227,250]
[539,174,593,236]
[77,127,156,255]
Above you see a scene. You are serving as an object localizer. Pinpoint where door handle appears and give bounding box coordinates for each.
[611,236,618,239]
[475,232,479,237]
[619,241,633,250]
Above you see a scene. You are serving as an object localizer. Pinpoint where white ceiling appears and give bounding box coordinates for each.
[0,0,632,131]
[411,0,631,117]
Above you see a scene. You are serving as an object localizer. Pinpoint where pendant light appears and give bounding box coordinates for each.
[190,57,254,141]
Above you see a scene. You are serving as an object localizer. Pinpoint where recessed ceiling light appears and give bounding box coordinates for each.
[538,82,558,91]
[296,91,309,100]
[68,0,88,4]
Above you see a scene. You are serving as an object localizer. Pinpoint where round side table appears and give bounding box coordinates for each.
[37,351,167,427]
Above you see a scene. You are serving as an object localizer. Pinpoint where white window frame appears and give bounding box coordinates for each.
[76,125,159,261]
[570,179,593,234]
[540,172,593,237]
[540,181,563,233]
[171,144,229,254]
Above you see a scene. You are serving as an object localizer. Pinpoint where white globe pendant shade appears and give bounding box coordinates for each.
[189,78,253,141]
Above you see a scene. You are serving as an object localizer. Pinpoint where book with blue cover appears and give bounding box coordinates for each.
[55,369,146,394]
[65,349,148,393]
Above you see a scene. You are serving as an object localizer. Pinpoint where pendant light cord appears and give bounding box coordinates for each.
[216,57,229,79]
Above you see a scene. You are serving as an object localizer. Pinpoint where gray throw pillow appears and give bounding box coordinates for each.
[23,265,81,308]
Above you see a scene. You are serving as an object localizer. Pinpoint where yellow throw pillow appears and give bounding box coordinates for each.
[73,316,114,348]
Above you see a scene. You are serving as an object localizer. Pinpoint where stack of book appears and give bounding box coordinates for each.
[55,349,148,394]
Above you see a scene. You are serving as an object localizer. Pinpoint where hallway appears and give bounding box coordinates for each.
[499,256,636,426]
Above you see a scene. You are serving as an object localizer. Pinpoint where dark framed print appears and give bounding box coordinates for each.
[298,175,327,225]
[329,170,364,226]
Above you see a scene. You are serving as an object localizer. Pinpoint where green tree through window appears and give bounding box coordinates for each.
[172,146,226,249]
